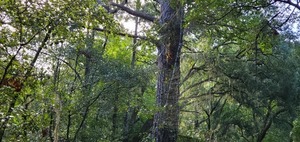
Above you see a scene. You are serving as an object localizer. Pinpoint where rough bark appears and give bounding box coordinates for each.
[154,0,183,142]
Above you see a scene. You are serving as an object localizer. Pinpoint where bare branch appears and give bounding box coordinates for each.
[275,0,300,10]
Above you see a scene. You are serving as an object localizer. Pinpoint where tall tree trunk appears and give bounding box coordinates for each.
[154,1,183,142]
[124,1,140,141]
[131,15,139,68]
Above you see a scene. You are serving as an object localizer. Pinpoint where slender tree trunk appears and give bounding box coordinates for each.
[0,95,18,142]
[124,2,140,141]
[53,60,62,142]
[154,1,183,142]
[49,109,55,142]
[66,110,71,142]
[73,106,89,142]
[112,93,119,141]
[131,15,139,68]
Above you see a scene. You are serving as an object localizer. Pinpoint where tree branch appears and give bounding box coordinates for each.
[275,0,300,10]
[110,2,156,22]
[92,27,147,39]
[25,26,53,79]
[92,27,161,47]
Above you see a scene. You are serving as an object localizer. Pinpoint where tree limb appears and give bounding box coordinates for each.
[25,26,53,79]
[110,2,156,22]
[92,27,147,39]
[275,0,300,10]
[92,27,161,47]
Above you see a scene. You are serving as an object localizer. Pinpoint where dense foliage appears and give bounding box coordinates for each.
[1,0,300,142]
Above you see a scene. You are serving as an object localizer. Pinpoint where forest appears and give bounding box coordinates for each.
[1,0,300,142]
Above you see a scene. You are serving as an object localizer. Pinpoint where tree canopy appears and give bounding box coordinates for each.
[0,0,300,142]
